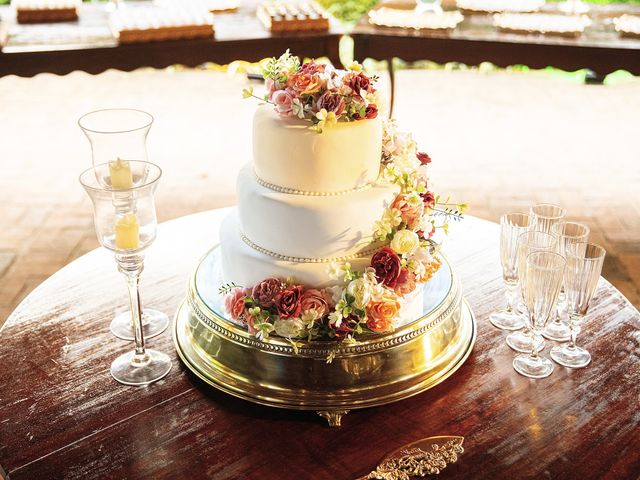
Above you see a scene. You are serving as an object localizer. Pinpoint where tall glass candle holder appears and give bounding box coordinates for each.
[80,161,172,386]
[79,109,169,341]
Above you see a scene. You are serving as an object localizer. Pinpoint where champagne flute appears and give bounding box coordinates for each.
[490,212,532,331]
[513,251,565,379]
[530,203,567,234]
[80,161,172,385]
[506,231,557,353]
[551,242,606,369]
[79,109,169,341]
[544,221,590,341]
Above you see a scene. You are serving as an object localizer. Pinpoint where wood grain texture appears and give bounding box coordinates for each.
[352,4,640,77]
[1,210,639,480]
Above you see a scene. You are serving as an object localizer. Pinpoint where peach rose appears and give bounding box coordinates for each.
[225,288,248,321]
[393,269,417,296]
[366,295,400,333]
[391,194,425,230]
[286,71,324,95]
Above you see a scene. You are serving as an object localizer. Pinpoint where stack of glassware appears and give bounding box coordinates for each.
[491,204,606,379]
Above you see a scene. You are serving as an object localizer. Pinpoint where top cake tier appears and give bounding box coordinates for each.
[253,106,383,193]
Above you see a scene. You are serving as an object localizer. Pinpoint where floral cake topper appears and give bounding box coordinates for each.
[243,50,380,132]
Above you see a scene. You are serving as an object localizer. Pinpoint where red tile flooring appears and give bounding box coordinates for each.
[1,67,638,326]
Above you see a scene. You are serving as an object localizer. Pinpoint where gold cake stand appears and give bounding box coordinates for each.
[173,246,476,427]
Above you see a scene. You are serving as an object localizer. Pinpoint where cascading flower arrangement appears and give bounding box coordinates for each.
[242,50,381,132]
[225,64,467,348]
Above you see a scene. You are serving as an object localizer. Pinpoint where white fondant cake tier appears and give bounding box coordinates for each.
[253,106,383,193]
[237,164,398,259]
[220,210,373,288]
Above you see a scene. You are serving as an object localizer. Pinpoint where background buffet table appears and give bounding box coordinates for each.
[0,209,638,479]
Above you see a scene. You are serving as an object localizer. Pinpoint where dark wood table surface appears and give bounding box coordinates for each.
[0,2,343,77]
[1,209,638,480]
[352,3,640,113]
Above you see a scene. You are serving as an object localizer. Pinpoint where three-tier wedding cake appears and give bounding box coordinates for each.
[217,52,463,343]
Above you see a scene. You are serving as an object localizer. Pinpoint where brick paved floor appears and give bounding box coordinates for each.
[0,67,638,326]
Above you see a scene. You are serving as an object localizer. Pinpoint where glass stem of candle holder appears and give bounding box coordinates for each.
[117,254,149,365]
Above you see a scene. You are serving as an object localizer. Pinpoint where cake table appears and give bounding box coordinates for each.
[0,209,638,480]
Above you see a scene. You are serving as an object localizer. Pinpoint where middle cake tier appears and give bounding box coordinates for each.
[237,163,400,259]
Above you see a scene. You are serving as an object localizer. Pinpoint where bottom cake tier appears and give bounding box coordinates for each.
[173,245,476,426]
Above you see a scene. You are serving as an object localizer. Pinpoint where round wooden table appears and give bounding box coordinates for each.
[1,209,638,480]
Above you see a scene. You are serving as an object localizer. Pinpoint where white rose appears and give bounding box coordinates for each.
[391,229,420,255]
[273,318,306,339]
[347,278,371,309]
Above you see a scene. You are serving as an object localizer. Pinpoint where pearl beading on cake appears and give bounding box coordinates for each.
[241,233,379,263]
[254,171,374,197]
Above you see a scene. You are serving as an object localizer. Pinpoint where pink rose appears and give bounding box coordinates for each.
[316,91,345,116]
[274,285,304,319]
[300,289,331,317]
[252,277,284,308]
[270,89,295,117]
[265,78,284,96]
[225,288,248,321]
[287,71,324,95]
[391,194,424,230]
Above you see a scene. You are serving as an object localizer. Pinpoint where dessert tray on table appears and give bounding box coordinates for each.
[174,243,476,427]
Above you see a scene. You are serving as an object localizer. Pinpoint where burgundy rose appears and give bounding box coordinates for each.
[364,104,378,119]
[274,285,304,319]
[252,277,283,308]
[317,91,346,116]
[371,247,402,287]
[329,315,356,339]
[416,152,432,165]
[353,104,378,121]
[420,190,436,209]
[300,61,326,75]
[393,269,417,296]
[300,288,331,317]
[346,72,372,96]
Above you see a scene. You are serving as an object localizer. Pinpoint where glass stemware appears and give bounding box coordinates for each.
[513,251,565,379]
[79,109,169,341]
[551,242,606,369]
[530,203,567,235]
[544,221,590,341]
[80,161,172,386]
[506,230,557,353]
[490,212,532,331]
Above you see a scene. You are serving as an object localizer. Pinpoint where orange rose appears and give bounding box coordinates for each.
[366,295,400,333]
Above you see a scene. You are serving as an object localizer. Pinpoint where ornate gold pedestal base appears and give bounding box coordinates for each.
[173,246,476,426]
